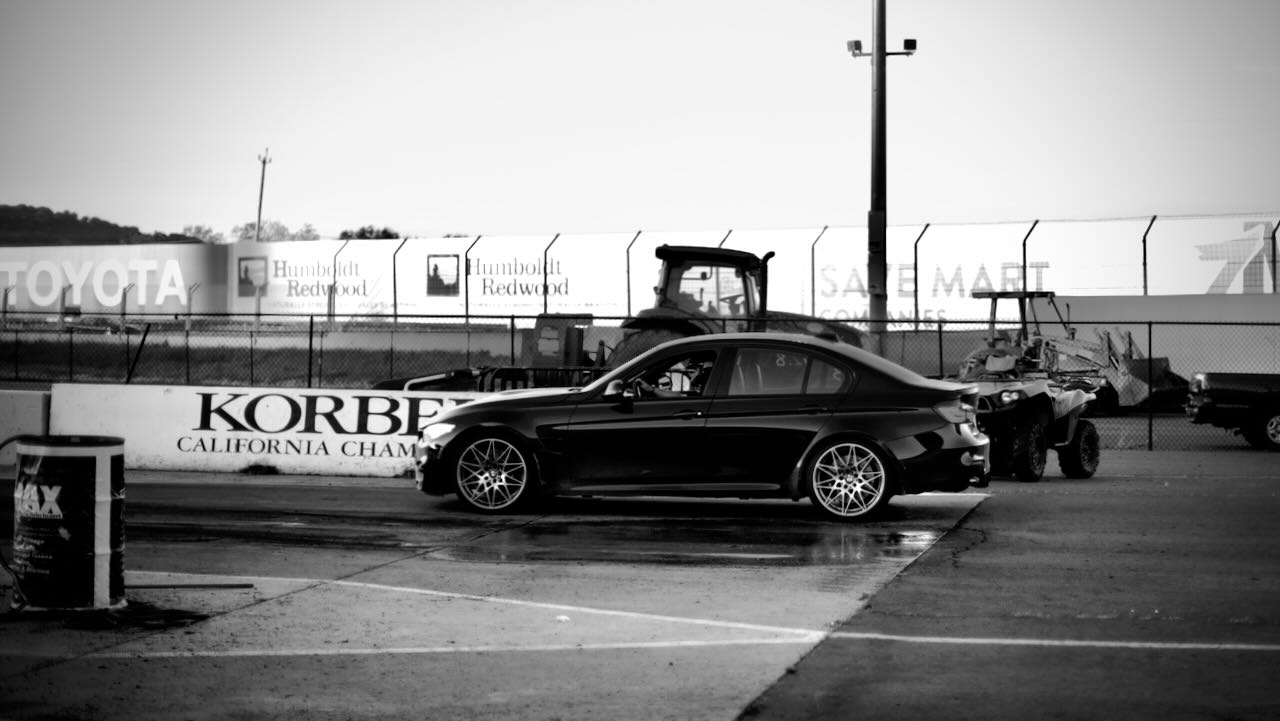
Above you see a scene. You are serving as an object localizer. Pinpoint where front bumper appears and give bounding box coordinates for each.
[413,441,453,495]
[1185,397,1249,430]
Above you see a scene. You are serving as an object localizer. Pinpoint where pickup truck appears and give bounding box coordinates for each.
[1185,372,1280,450]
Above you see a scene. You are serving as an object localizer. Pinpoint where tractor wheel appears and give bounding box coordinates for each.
[608,328,687,367]
[1058,419,1101,478]
[1011,421,1048,482]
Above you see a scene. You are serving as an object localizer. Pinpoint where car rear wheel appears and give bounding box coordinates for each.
[1012,421,1047,482]
[453,434,536,513]
[1242,409,1280,451]
[806,440,892,521]
[1058,419,1100,478]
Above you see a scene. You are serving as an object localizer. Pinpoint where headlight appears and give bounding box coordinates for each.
[422,422,456,442]
[998,390,1024,405]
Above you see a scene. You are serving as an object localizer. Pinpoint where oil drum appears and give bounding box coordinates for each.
[11,435,125,610]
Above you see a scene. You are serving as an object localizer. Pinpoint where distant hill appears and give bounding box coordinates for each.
[0,204,200,246]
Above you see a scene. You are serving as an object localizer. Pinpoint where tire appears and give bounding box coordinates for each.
[1011,421,1047,482]
[1057,419,1100,478]
[452,433,537,513]
[1241,410,1280,451]
[608,328,687,367]
[805,439,893,521]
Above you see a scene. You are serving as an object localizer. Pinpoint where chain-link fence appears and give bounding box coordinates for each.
[3,311,1276,451]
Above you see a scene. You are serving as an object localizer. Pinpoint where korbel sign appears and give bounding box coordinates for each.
[50,383,485,476]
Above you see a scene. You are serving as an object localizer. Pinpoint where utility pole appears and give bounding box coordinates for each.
[255,148,271,243]
[848,0,915,354]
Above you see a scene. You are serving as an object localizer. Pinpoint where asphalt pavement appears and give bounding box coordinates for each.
[1,449,1278,720]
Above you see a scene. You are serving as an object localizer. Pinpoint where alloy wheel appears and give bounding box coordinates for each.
[456,437,529,511]
[811,442,887,518]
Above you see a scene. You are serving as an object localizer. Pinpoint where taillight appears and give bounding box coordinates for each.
[934,399,974,424]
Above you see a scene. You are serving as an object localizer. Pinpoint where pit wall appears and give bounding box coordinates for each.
[0,390,51,465]
[48,384,486,477]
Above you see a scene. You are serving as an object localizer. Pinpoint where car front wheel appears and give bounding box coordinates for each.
[453,434,536,513]
[806,439,892,521]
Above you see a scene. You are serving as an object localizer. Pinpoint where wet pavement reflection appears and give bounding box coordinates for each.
[430,505,947,566]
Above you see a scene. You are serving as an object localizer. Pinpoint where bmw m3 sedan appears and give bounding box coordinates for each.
[413,332,989,521]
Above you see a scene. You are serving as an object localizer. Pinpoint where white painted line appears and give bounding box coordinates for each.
[829,631,1280,652]
[86,637,822,659]
[327,578,819,636]
[125,570,822,636]
[121,572,1280,659]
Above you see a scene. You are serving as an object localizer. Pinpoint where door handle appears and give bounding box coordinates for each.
[800,405,830,414]
[672,409,704,419]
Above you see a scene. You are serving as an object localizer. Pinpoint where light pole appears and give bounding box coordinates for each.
[255,148,271,243]
[848,0,915,353]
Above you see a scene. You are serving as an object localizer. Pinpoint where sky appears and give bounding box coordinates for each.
[2,0,1278,240]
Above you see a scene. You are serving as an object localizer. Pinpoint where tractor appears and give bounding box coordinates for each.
[608,245,866,364]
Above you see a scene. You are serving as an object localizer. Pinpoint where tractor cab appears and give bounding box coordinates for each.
[651,245,771,328]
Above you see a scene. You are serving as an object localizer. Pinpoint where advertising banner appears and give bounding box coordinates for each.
[392,235,472,320]
[229,239,385,316]
[50,383,486,476]
[0,243,229,314]
[1147,216,1277,296]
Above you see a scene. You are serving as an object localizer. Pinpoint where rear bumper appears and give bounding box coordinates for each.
[895,424,991,493]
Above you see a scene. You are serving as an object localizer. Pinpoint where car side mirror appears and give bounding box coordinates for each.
[603,379,630,401]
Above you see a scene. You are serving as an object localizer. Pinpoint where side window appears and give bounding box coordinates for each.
[728,348,804,395]
[628,349,719,399]
[728,348,854,396]
[806,358,852,394]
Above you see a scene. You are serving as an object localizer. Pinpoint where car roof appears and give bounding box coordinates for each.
[648,331,939,386]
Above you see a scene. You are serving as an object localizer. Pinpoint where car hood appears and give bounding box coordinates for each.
[468,386,582,406]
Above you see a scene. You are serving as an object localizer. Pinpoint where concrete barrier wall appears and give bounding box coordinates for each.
[0,390,51,465]
[49,383,485,477]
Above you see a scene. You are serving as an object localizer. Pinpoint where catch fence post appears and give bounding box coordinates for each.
[937,320,945,377]
[307,315,315,389]
[1152,322,1162,450]
[249,327,256,387]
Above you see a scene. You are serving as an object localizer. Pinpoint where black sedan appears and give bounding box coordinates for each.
[413,332,990,521]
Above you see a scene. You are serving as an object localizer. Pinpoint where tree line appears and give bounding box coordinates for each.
[0,205,201,246]
[0,204,433,245]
